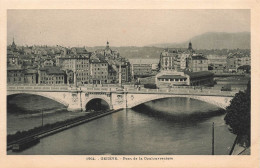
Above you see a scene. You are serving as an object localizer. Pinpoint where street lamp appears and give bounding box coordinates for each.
[41,109,43,128]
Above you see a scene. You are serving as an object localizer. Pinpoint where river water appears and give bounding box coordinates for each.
[7,95,236,155]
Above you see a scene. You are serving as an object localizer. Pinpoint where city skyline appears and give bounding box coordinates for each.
[7,9,250,47]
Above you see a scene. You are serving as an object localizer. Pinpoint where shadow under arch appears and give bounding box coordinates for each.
[128,93,230,110]
[7,93,67,114]
[132,97,225,126]
[85,98,110,112]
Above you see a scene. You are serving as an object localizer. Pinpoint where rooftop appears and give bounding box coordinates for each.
[39,66,65,75]
[157,75,187,79]
[129,59,159,64]
[25,69,37,74]
[185,71,213,79]
[7,66,23,71]
[192,55,207,60]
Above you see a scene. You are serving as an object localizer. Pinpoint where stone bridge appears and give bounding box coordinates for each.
[7,85,238,111]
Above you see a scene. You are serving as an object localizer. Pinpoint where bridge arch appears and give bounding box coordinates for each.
[127,94,232,109]
[84,97,112,111]
[7,92,69,107]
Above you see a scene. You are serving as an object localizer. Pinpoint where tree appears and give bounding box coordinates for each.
[237,65,251,73]
[224,80,250,147]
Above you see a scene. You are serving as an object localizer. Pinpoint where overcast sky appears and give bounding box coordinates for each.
[7,9,250,47]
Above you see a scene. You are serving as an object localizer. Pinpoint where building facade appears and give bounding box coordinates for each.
[159,49,180,71]
[24,69,38,84]
[187,55,209,72]
[38,67,66,85]
[7,66,25,84]
[90,58,109,84]
[56,55,90,85]
[155,70,213,87]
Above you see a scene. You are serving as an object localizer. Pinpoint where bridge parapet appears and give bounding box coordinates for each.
[7,84,238,97]
[7,85,69,92]
[125,88,237,97]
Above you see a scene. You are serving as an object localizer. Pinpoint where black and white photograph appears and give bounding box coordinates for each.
[5,9,252,156]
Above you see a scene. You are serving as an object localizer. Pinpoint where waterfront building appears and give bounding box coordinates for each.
[159,49,180,71]
[131,63,152,77]
[207,54,227,73]
[159,42,197,72]
[38,66,66,85]
[7,66,25,84]
[155,70,213,87]
[24,69,38,84]
[187,54,209,72]
[56,54,91,85]
[90,56,109,84]
[179,53,190,70]
[129,59,159,78]
[118,61,131,83]
[129,59,159,77]
[107,60,131,84]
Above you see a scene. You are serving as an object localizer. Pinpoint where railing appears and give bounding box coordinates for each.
[7,84,237,96]
[7,85,69,91]
[124,87,237,96]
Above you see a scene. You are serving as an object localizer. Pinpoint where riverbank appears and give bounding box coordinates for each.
[7,110,87,134]
[7,109,122,151]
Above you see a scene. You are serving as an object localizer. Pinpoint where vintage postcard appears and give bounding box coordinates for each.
[0,0,259,168]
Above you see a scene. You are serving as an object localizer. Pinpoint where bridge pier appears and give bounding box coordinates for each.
[67,91,83,112]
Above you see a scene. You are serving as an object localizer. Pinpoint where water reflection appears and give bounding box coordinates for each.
[132,97,225,126]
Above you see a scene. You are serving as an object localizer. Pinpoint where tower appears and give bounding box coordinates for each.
[188,41,192,50]
[11,36,17,51]
[104,41,112,56]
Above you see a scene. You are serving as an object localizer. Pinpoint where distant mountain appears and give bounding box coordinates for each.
[148,32,250,49]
